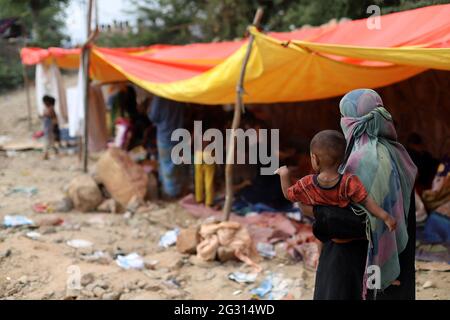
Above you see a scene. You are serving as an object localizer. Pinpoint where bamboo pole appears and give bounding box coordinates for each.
[82,0,94,173]
[18,39,32,131]
[223,8,264,221]
[22,61,32,131]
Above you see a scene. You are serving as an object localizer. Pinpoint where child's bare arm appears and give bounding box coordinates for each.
[275,166,314,217]
[362,196,397,231]
[274,166,291,200]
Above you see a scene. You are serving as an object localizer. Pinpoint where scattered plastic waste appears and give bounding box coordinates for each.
[158,228,180,248]
[3,215,34,227]
[250,273,291,300]
[129,146,147,162]
[6,186,38,197]
[116,252,144,270]
[66,239,93,249]
[232,290,242,296]
[286,211,302,221]
[228,272,258,284]
[269,274,291,300]
[6,150,17,158]
[32,203,52,213]
[32,130,44,139]
[25,231,41,240]
[250,276,273,298]
[0,135,11,145]
[80,250,111,263]
[37,217,64,226]
[256,242,276,259]
[164,277,181,288]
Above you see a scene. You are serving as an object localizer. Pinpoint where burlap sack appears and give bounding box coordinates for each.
[95,147,148,207]
[67,175,103,212]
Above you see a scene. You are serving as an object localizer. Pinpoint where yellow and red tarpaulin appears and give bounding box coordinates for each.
[21,4,450,104]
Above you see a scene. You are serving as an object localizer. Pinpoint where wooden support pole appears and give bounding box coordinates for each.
[22,63,32,131]
[82,0,94,173]
[223,7,264,221]
[18,41,32,131]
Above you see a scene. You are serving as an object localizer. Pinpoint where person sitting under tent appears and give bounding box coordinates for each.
[148,95,188,198]
[107,83,138,136]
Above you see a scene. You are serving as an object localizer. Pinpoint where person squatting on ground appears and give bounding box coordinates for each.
[41,95,60,160]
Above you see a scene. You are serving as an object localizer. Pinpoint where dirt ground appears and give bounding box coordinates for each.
[0,82,449,300]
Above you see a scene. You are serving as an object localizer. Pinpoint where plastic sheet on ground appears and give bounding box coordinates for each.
[228,272,258,284]
[3,215,34,227]
[116,252,144,270]
[66,239,93,249]
[159,228,180,248]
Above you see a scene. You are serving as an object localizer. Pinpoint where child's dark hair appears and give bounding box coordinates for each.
[310,130,346,168]
[42,95,56,106]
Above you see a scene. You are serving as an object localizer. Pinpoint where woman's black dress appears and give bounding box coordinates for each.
[312,194,416,300]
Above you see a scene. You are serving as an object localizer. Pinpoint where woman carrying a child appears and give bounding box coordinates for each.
[277,89,417,300]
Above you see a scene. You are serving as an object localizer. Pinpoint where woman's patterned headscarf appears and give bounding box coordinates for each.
[340,89,417,295]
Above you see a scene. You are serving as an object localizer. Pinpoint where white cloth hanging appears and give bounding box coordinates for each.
[35,63,68,126]
[67,61,107,152]
[67,63,85,137]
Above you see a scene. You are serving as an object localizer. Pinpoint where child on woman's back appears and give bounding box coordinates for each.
[276,130,397,233]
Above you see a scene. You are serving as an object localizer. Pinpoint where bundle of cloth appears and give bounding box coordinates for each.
[179,194,321,269]
[196,221,261,272]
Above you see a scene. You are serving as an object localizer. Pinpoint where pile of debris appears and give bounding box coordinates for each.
[66,147,157,215]
[176,220,261,272]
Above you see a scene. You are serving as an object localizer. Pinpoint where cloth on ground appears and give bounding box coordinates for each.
[415,243,450,264]
[196,221,260,271]
[180,194,319,267]
[421,212,450,244]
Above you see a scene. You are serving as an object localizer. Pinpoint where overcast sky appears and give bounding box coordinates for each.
[65,0,135,45]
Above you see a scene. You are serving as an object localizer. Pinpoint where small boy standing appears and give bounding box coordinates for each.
[276,130,396,233]
[42,95,59,160]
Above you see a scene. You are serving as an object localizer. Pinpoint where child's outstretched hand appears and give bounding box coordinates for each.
[274,165,289,176]
[384,215,397,232]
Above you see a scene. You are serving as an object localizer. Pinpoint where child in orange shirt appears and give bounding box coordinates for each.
[276,130,396,233]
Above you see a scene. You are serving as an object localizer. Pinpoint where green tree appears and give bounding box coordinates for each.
[0,0,69,47]
[107,0,450,46]
[0,0,69,93]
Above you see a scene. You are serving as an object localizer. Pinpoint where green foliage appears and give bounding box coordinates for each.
[0,0,69,92]
[0,56,23,93]
[1,0,449,92]
[0,0,69,46]
[95,0,449,47]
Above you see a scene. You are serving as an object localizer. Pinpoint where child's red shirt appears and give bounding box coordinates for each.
[287,173,368,207]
